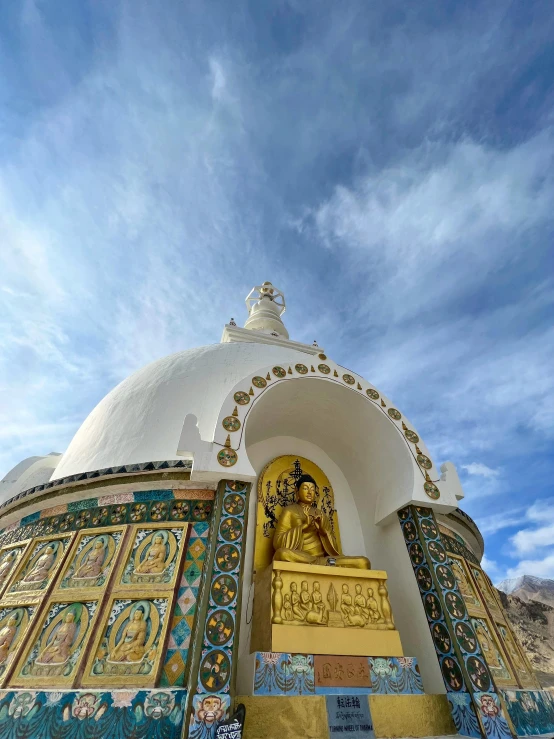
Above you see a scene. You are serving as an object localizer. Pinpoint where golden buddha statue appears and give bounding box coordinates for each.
[273,475,370,569]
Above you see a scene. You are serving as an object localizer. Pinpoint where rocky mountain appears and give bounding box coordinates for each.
[496,587,554,688]
[497,575,554,607]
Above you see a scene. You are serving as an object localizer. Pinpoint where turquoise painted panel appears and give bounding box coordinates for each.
[0,689,186,738]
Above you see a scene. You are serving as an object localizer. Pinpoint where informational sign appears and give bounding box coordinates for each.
[216,703,245,739]
[325,695,374,738]
[315,655,371,689]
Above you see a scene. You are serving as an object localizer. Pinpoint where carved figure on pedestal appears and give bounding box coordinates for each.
[366,588,381,623]
[273,475,370,569]
[306,581,326,624]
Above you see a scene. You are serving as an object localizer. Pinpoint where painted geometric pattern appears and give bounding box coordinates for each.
[0,688,186,739]
[196,483,248,695]
[0,491,214,548]
[398,505,513,739]
[160,521,210,687]
[253,652,424,696]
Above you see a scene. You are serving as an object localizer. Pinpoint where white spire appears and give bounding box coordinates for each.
[243,281,289,339]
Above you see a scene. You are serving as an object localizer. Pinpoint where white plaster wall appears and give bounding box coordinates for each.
[53,343,318,480]
[0,454,62,507]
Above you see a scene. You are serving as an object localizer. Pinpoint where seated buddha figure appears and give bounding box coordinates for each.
[273,475,370,569]
[74,539,106,579]
[110,607,147,663]
[37,611,76,665]
[23,546,55,584]
[134,534,167,575]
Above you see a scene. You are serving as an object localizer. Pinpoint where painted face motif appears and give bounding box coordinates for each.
[198,696,224,725]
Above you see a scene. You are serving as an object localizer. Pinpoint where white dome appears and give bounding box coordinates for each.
[53,342,317,479]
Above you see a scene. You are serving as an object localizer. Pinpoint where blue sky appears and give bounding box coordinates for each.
[1,0,553,583]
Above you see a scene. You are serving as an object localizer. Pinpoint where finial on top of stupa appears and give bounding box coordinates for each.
[244,281,289,339]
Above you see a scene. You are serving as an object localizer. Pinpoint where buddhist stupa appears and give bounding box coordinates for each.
[0,281,550,739]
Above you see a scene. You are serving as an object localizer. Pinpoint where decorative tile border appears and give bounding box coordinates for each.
[0,491,214,547]
[1,460,194,512]
[0,688,186,738]
[161,521,210,687]
[194,482,249,697]
[252,652,423,696]
[398,505,514,739]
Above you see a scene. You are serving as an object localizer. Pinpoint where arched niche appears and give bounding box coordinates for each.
[235,376,445,696]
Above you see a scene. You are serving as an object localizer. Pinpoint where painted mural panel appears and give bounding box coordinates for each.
[0,689,187,738]
[58,526,124,591]
[5,535,72,598]
[0,606,36,682]
[118,523,188,589]
[450,556,482,611]
[83,595,171,687]
[470,567,501,614]
[496,622,534,686]
[14,600,98,686]
[471,617,513,685]
[0,545,29,597]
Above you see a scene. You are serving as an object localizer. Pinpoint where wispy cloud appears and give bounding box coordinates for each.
[0,0,553,584]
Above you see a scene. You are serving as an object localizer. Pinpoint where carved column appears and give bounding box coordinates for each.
[272,569,283,624]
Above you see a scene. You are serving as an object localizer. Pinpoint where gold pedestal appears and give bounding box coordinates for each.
[251,561,403,657]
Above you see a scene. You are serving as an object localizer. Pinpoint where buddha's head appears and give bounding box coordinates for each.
[7,615,18,627]
[133,609,145,622]
[65,612,75,623]
[44,547,54,557]
[154,534,163,545]
[94,540,104,550]
[295,475,317,505]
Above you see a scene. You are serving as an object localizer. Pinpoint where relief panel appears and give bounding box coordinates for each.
[58,526,124,592]
[117,523,188,590]
[0,544,30,597]
[0,605,37,684]
[471,616,514,686]
[450,555,483,612]
[83,595,171,687]
[12,599,99,687]
[4,535,72,601]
